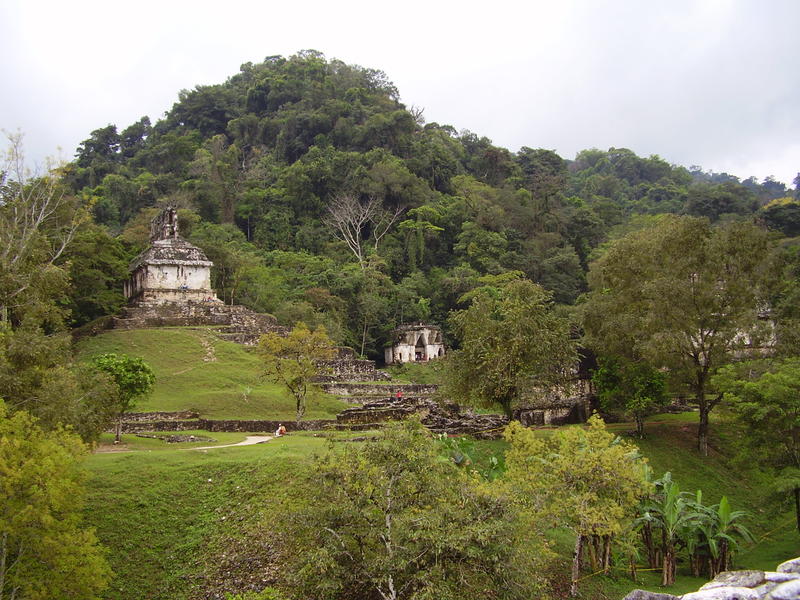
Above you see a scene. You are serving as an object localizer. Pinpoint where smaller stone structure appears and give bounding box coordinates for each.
[124,207,220,305]
[384,323,446,364]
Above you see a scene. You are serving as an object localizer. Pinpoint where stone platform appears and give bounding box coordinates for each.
[112,301,288,345]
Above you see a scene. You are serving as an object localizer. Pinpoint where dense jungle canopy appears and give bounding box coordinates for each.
[52,50,800,358]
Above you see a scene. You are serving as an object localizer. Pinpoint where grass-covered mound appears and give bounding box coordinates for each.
[83,415,797,600]
[76,328,348,420]
[85,433,329,600]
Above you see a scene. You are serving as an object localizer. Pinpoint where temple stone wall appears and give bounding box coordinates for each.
[385,323,446,364]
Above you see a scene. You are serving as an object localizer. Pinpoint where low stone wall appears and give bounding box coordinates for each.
[321,383,438,397]
[314,359,393,382]
[623,556,800,600]
[123,411,199,422]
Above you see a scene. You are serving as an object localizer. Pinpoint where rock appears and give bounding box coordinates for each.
[751,583,780,598]
[622,590,679,600]
[700,571,766,590]
[766,579,800,600]
[777,558,800,575]
[681,587,760,600]
[766,572,800,583]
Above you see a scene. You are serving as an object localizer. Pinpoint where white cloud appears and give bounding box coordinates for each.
[1,0,797,185]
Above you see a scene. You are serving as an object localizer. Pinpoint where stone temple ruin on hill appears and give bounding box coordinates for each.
[124,207,219,305]
[384,323,446,364]
[114,207,285,343]
[113,207,590,436]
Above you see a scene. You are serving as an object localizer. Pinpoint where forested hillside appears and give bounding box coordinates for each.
[59,50,799,358]
[4,50,800,600]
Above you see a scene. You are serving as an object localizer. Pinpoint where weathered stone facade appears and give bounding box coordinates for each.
[384,323,446,364]
[124,207,220,305]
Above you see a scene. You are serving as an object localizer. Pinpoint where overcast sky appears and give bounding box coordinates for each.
[1,0,798,187]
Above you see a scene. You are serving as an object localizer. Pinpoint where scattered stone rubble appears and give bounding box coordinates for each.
[623,557,800,600]
[336,394,509,438]
[314,347,392,383]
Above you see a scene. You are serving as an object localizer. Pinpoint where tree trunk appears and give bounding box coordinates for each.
[296,394,304,426]
[570,534,583,597]
[587,536,598,571]
[629,556,638,582]
[642,523,658,569]
[602,535,612,572]
[360,316,368,358]
[795,487,800,533]
[661,546,675,586]
[115,415,122,444]
[635,414,644,438]
[698,403,710,457]
[690,553,700,577]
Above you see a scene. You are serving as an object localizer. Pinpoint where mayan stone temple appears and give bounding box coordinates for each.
[123,207,220,305]
[113,207,282,343]
[384,323,446,364]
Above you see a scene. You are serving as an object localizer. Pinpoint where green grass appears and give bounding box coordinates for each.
[383,361,443,384]
[76,328,348,420]
[96,430,256,451]
[84,433,330,600]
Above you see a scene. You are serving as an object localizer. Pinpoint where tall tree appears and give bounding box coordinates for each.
[713,358,800,532]
[504,415,650,596]
[592,357,667,437]
[442,275,577,418]
[91,353,156,443]
[257,323,336,424]
[0,133,86,325]
[583,216,779,455]
[282,419,542,600]
[324,194,403,269]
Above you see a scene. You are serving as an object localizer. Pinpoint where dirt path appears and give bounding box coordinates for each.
[190,435,273,450]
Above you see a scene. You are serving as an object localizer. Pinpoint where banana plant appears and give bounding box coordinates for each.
[700,496,754,577]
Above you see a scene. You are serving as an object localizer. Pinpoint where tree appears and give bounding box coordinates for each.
[504,415,650,596]
[91,353,155,443]
[58,225,131,326]
[713,358,800,532]
[257,323,336,424]
[442,276,577,418]
[636,472,752,584]
[592,357,667,437]
[0,133,86,325]
[583,216,778,455]
[282,419,542,600]
[324,194,403,269]
[188,135,247,224]
[0,401,111,599]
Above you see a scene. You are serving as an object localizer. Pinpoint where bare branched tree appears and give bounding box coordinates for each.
[324,194,404,268]
[0,132,84,320]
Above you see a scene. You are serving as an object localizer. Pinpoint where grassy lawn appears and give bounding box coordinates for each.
[84,433,330,600]
[76,328,348,420]
[383,361,443,384]
[95,430,258,451]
